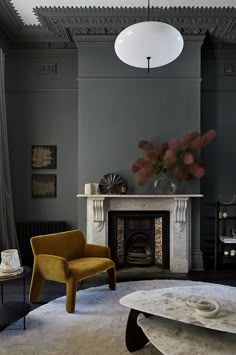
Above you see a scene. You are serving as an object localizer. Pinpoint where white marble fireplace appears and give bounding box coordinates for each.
[77,194,202,273]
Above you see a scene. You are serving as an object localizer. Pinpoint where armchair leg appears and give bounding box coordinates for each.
[29,266,45,302]
[107,267,116,290]
[66,279,78,313]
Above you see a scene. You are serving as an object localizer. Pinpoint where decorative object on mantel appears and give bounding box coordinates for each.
[84,183,100,195]
[99,173,127,194]
[132,129,216,192]
[153,172,177,194]
[121,183,128,194]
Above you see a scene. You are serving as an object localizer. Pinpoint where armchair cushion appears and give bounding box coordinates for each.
[68,257,114,280]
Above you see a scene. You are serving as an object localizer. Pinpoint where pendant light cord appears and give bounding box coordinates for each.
[147,56,151,73]
[147,0,151,73]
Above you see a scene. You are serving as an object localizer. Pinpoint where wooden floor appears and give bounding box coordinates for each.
[2,265,236,311]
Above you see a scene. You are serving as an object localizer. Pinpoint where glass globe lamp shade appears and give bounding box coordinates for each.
[114,21,184,69]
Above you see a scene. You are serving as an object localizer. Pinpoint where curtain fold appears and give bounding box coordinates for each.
[0,48,19,252]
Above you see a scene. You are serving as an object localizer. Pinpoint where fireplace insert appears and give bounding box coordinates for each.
[108,211,169,269]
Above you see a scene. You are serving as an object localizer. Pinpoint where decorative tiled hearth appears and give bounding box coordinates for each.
[77,194,202,273]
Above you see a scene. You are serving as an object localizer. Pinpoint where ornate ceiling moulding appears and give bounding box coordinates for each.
[33,6,236,45]
[0,0,23,36]
[1,4,236,47]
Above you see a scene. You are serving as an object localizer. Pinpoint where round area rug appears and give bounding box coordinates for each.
[0,280,215,354]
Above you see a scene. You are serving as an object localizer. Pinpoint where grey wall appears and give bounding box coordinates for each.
[201,46,236,249]
[76,35,203,268]
[5,36,219,270]
[6,49,78,229]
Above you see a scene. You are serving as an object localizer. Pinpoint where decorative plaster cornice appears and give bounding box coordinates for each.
[0,0,22,34]
[1,5,236,48]
[34,6,236,43]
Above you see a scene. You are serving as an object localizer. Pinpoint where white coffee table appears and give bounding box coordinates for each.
[120,283,236,354]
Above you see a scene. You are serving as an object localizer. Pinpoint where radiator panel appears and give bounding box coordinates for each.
[16,221,67,267]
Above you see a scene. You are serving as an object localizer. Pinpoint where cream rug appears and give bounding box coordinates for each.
[0,279,211,355]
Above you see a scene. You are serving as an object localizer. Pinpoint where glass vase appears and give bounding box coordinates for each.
[153,173,177,195]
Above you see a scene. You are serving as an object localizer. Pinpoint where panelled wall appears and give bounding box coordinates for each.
[6,49,78,229]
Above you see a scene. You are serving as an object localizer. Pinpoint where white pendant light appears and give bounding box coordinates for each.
[114,2,184,72]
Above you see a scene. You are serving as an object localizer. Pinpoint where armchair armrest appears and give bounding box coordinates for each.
[84,244,111,258]
[37,254,69,282]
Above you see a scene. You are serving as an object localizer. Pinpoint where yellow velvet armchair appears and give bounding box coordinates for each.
[29,229,116,313]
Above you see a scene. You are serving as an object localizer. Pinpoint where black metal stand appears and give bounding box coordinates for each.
[0,266,31,331]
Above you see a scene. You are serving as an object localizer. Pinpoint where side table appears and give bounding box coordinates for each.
[0,266,31,331]
[120,283,236,354]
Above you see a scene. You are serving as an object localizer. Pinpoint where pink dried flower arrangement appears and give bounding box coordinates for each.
[132,129,216,186]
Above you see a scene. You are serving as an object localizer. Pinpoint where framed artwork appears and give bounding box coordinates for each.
[32,145,57,169]
[32,174,57,198]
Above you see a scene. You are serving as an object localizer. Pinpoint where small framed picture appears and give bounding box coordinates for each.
[32,174,57,198]
[32,145,57,169]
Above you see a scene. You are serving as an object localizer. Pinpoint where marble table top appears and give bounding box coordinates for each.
[120,284,236,333]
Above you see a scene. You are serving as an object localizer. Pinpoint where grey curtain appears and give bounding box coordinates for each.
[0,48,19,251]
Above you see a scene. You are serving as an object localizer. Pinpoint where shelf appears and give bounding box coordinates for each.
[205,201,236,270]
[206,203,236,206]
[221,258,236,265]
[205,216,236,220]
[220,237,236,244]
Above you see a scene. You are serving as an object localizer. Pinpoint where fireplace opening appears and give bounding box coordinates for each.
[108,211,170,269]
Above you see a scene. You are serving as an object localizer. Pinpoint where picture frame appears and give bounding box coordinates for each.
[32,174,57,198]
[32,145,57,169]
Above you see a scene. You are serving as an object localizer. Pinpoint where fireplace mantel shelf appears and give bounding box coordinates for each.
[77,194,203,226]
[77,194,203,198]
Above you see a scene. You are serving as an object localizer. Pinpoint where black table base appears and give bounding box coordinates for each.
[125,309,152,352]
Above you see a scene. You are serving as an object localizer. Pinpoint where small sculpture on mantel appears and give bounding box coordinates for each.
[99,173,127,194]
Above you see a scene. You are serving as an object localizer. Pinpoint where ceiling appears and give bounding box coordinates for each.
[9,1,236,26]
[1,0,236,48]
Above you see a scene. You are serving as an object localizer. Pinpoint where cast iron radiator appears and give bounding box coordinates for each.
[16,220,67,267]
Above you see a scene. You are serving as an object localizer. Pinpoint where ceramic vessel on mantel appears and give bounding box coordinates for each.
[153,173,177,195]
